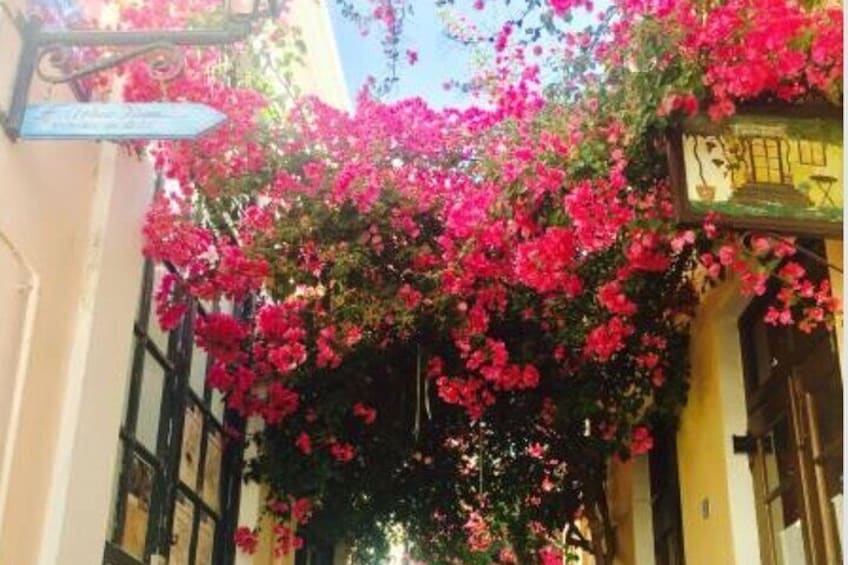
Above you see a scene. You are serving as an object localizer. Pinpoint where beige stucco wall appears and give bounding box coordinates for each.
[287,0,350,111]
[0,5,152,565]
[0,73,151,565]
[0,5,154,565]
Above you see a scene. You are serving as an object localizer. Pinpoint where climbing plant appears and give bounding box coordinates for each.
[51,0,842,562]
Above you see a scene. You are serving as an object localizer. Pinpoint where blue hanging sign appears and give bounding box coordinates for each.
[19,103,227,141]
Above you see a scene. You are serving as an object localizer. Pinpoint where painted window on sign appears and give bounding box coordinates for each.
[747,137,788,185]
[797,140,827,167]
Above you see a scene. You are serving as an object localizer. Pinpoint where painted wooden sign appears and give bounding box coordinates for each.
[19,103,227,141]
[668,103,843,237]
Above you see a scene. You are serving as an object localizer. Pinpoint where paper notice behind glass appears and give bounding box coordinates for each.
[179,403,203,490]
[195,513,216,565]
[203,429,222,511]
[170,494,194,565]
[120,455,153,558]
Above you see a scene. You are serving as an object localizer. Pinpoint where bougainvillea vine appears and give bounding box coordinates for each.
[55,0,843,562]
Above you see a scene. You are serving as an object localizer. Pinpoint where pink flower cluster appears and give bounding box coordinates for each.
[514,227,582,296]
[257,302,308,376]
[583,317,634,361]
[114,0,843,559]
[195,313,247,363]
[464,511,493,551]
[330,441,356,463]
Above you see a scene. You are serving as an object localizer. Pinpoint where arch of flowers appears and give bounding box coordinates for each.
[51,0,842,562]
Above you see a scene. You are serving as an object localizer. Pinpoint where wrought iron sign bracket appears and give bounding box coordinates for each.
[1,1,280,141]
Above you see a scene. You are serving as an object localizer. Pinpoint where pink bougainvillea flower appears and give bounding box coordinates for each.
[353,402,377,425]
[234,527,259,554]
[631,426,654,455]
[330,442,356,463]
[295,432,312,455]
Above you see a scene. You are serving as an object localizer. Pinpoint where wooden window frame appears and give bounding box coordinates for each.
[738,243,843,565]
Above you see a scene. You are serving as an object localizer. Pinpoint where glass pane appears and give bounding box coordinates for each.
[190,342,208,396]
[179,402,203,490]
[199,298,214,315]
[203,427,222,512]
[762,417,796,495]
[769,485,808,565]
[137,352,166,451]
[196,513,216,565]
[118,453,154,559]
[148,264,170,354]
[170,492,195,565]
[211,388,226,421]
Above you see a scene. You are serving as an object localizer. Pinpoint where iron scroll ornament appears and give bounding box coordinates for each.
[35,42,186,86]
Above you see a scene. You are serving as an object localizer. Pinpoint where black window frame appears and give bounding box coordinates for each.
[103,258,246,565]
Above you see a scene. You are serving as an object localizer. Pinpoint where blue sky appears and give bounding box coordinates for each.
[328,3,481,108]
[327,2,605,109]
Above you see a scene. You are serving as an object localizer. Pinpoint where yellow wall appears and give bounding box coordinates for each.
[675,282,743,565]
[601,279,752,565]
[595,455,656,565]
[608,458,637,565]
